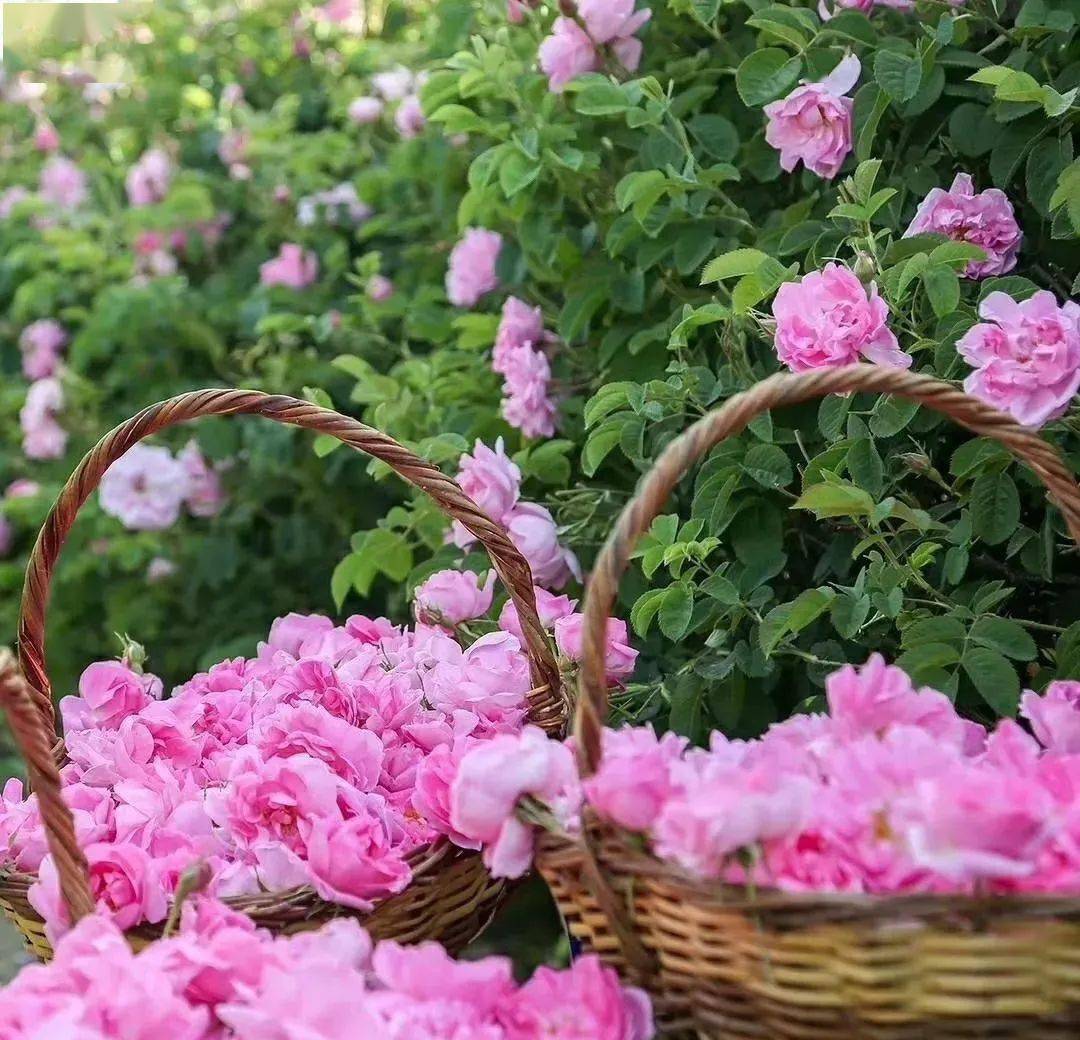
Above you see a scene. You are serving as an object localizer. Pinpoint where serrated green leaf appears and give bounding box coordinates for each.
[963,645,1020,715]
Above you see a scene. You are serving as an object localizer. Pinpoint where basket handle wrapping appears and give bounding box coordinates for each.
[9,388,564,924]
[576,366,1080,776]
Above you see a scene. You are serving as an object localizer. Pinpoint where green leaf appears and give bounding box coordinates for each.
[921,264,961,317]
[498,149,540,198]
[896,642,962,684]
[630,588,668,637]
[692,472,741,534]
[573,79,630,116]
[874,50,923,103]
[969,616,1037,661]
[847,438,884,498]
[971,471,1020,545]
[614,170,668,221]
[963,646,1021,716]
[949,103,995,157]
[688,114,739,160]
[735,49,802,107]
[794,481,875,519]
[700,248,771,283]
[869,396,919,437]
[743,444,794,489]
[659,583,695,640]
[582,420,625,476]
[760,588,835,655]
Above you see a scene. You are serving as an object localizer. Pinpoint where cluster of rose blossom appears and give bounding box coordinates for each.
[537,0,651,93]
[494,297,559,438]
[38,155,87,211]
[296,181,371,227]
[259,242,320,289]
[125,147,173,208]
[19,376,67,460]
[446,226,503,308]
[217,128,252,181]
[347,65,428,139]
[448,655,1080,895]
[18,319,67,381]
[97,441,226,531]
[0,607,551,937]
[0,897,653,1040]
[451,439,579,588]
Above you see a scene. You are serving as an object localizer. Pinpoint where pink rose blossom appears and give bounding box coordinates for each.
[99,444,191,531]
[957,290,1080,428]
[577,0,651,45]
[394,95,426,139]
[0,186,30,218]
[414,569,497,626]
[498,586,577,642]
[539,18,599,92]
[445,227,502,307]
[39,155,87,210]
[412,741,481,848]
[146,557,177,583]
[905,173,1021,278]
[18,319,67,380]
[494,296,546,373]
[367,273,394,300]
[349,95,384,123]
[316,0,358,22]
[772,262,910,372]
[60,661,162,734]
[5,478,40,499]
[452,437,522,546]
[501,344,558,438]
[20,377,67,460]
[178,439,226,517]
[372,66,415,101]
[221,82,245,107]
[553,614,638,683]
[260,243,319,289]
[585,726,686,831]
[764,54,860,180]
[1021,681,1080,754]
[217,128,249,166]
[267,612,335,656]
[33,120,61,152]
[297,182,371,227]
[125,147,173,207]
[505,502,580,589]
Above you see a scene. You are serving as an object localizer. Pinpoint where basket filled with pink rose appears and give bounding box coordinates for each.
[440,367,1080,1038]
[0,388,567,960]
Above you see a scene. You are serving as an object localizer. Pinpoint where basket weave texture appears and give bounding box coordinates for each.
[535,366,1080,1039]
[0,388,567,960]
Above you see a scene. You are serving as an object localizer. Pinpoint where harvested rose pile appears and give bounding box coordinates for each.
[0,897,654,1040]
[0,606,550,937]
[450,656,1080,894]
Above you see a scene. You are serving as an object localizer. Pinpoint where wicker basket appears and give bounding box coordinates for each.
[534,365,1080,1039]
[0,388,567,960]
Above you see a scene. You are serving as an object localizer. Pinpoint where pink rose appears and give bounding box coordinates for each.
[260,243,319,289]
[217,128,249,166]
[178,439,226,517]
[18,319,67,380]
[764,54,860,180]
[414,569,496,626]
[367,274,394,301]
[498,586,577,642]
[553,614,638,683]
[539,18,599,92]
[506,954,654,1040]
[505,502,581,590]
[99,443,191,531]
[0,186,30,219]
[146,557,177,582]
[31,841,169,938]
[576,0,651,45]
[394,94,426,139]
[772,262,910,372]
[125,147,173,207]
[1021,681,1080,754]
[451,438,522,550]
[315,0,358,22]
[5,479,40,499]
[905,173,1022,278]
[445,227,502,307]
[20,377,67,460]
[348,95,384,124]
[305,798,412,909]
[39,156,87,210]
[425,631,532,729]
[33,120,61,152]
[957,290,1080,428]
[412,741,481,849]
[501,344,558,438]
[494,296,546,373]
[372,66,415,101]
[267,612,335,656]
[60,660,162,734]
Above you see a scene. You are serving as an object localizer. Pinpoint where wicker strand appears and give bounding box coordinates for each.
[14,388,564,928]
[576,367,1080,776]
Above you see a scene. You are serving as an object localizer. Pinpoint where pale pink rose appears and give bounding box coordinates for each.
[539,17,599,92]
[260,243,319,289]
[819,0,913,17]
[31,841,169,938]
[1021,681,1080,754]
[348,95,384,124]
[345,613,401,644]
[505,502,580,589]
[146,556,177,583]
[229,161,252,181]
[905,173,1021,278]
[178,439,226,517]
[772,262,910,372]
[99,443,191,531]
[221,82,245,107]
[445,227,502,307]
[125,147,173,207]
[33,120,61,152]
[501,345,558,438]
[412,741,481,849]
[553,614,638,683]
[306,798,412,909]
[372,66,415,101]
[454,437,522,539]
[0,516,12,558]
[394,95,426,139]
[508,0,529,22]
[764,54,860,180]
[217,128,249,166]
[414,569,497,626]
[296,182,371,227]
[493,296,546,373]
[5,478,40,499]
[611,33,644,72]
[506,954,654,1040]
[19,319,67,379]
[367,273,394,300]
[20,377,67,460]
[498,586,577,642]
[584,726,686,832]
[60,660,161,734]
[316,0,358,22]
[957,290,1080,428]
[0,186,31,218]
[39,155,87,210]
[267,612,335,656]
[577,0,651,45]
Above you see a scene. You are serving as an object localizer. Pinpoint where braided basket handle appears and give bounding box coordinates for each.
[576,366,1080,776]
[9,388,563,924]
